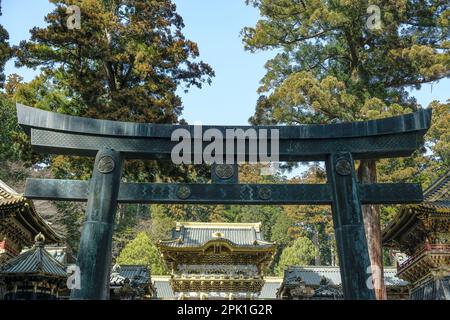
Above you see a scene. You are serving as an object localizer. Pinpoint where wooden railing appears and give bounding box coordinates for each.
[398,243,450,272]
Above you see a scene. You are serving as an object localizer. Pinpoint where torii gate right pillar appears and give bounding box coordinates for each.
[326,152,376,299]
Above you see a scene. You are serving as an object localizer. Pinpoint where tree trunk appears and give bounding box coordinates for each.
[313,226,321,265]
[357,160,387,300]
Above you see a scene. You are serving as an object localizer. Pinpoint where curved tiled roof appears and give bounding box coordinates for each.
[159,222,275,249]
[0,240,66,277]
[110,265,150,287]
[0,179,61,245]
[152,276,175,299]
[0,180,23,206]
[422,170,450,210]
[281,266,408,287]
[259,277,282,299]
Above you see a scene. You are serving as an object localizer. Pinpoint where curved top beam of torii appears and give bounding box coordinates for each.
[16,103,432,161]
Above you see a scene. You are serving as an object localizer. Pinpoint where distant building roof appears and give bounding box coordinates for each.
[110,264,150,287]
[0,233,66,277]
[152,276,175,299]
[0,179,61,246]
[158,222,274,249]
[259,277,282,299]
[281,266,408,288]
[45,245,76,265]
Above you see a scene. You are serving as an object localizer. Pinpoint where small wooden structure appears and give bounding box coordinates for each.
[109,264,155,300]
[0,233,67,300]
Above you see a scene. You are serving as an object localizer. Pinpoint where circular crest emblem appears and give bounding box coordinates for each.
[214,164,234,180]
[98,155,115,174]
[335,159,351,176]
[258,186,272,200]
[176,185,191,200]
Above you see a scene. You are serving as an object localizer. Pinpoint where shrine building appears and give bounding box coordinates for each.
[276,266,409,300]
[0,180,61,263]
[0,233,68,300]
[382,171,450,299]
[157,222,276,299]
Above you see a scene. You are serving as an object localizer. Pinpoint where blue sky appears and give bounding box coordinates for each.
[2,0,449,126]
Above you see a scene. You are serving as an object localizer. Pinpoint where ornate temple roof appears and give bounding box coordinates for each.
[420,171,450,211]
[0,234,66,277]
[0,179,61,246]
[158,222,276,296]
[382,171,450,250]
[158,222,275,250]
[109,264,156,299]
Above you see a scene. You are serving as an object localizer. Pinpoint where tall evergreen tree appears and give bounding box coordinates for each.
[243,0,449,299]
[0,2,12,88]
[16,0,214,122]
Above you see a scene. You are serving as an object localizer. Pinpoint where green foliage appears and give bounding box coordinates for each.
[276,236,317,275]
[147,206,176,242]
[117,232,167,275]
[0,94,21,164]
[16,0,214,122]
[54,201,85,253]
[270,211,295,247]
[232,205,281,241]
[14,0,214,183]
[244,0,449,126]
[0,3,12,88]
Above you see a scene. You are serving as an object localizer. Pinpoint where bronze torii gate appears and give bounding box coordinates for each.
[16,103,432,300]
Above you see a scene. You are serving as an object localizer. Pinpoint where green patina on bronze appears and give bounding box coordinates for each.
[16,103,432,300]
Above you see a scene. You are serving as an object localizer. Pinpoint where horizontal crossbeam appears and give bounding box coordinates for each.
[25,178,423,205]
[29,129,424,161]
